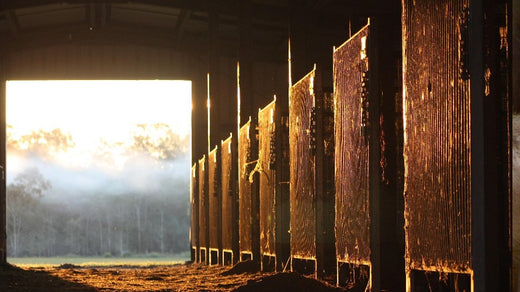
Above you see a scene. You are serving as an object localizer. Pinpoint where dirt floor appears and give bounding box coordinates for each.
[0,261,349,292]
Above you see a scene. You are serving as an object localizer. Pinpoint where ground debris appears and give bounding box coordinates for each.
[57,263,81,269]
[221,260,260,276]
[144,276,164,281]
[1,262,348,291]
[231,272,346,292]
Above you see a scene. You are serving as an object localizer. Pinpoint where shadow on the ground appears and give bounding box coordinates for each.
[0,263,97,292]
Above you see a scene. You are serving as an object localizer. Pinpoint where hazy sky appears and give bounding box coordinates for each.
[6,80,191,181]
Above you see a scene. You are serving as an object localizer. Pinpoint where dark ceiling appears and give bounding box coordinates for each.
[0,1,399,61]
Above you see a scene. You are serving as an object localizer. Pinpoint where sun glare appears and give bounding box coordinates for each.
[6,80,191,173]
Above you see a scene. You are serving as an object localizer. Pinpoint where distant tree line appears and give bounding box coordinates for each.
[6,123,190,257]
[7,169,190,257]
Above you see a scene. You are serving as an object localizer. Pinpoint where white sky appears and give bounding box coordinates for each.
[6,80,191,170]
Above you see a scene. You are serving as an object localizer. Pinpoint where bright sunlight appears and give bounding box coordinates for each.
[6,80,192,261]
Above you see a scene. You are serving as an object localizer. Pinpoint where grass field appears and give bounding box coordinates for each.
[8,252,190,267]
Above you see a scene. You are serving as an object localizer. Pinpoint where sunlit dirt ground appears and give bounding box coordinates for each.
[0,262,348,292]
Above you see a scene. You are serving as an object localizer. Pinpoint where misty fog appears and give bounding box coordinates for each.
[6,81,192,258]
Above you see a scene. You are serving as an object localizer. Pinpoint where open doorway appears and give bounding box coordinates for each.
[6,80,192,266]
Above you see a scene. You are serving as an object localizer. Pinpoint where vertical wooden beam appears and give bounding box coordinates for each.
[471,0,512,291]
[0,54,6,265]
[207,73,211,155]
[289,1,345,92]
[237,62,241,141]
[470,0,488,289]
[288,0,310,88]
[231,133,239,264]
[236,6,254,262]
[190,63,208,165]
[470,1,490,290]
[208,9,220,150]
[367,17,382,292]
[511,1,520,282]
[514,0,520,113]
[369,14,405,292]
[238,0,253,127]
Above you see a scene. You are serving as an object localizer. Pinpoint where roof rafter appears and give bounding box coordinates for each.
[0,21,286,62]
[4,9,21,38]
[174,9,192,41]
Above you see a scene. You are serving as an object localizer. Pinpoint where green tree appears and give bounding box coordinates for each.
[7,168,51,256]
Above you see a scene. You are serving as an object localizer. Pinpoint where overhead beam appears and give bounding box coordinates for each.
[207,8,221,150]
[0,20,286,60]
[0,0,399,23]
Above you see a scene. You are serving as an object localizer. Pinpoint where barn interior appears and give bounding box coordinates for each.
[0,0,517,291]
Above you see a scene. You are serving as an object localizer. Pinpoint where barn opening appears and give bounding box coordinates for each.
[5,80,191,265]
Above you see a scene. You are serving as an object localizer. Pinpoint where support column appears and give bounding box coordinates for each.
[514,0,520,287]
[0,53,6,265]
[238,0,254,128]
[368,14,405,292]
[288,1,347,92]
[208,9,220,151]
[288,0,311,87]
[514,0,519,113]
[471,0,512,291]
[190,64,208,165]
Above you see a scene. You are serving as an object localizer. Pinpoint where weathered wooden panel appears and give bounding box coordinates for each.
[208,146,222,263]
[289,69,317,260]
[402,0,471,272]
[221,134,238,263]
[198,155,208,263]
[238,118,259,260]
[289,66,335,275]
[334,24,371,265]
[257,97,289,270]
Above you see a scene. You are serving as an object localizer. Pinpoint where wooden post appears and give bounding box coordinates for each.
[238,0,254,127]
[208,8,220,150]
[369,15,405,292]
[367,17,382,292]
[191,67,208,165]
[288,0,310,88]
[0,55,6,265]
[514,0,519,113]
[471,0,512,291]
